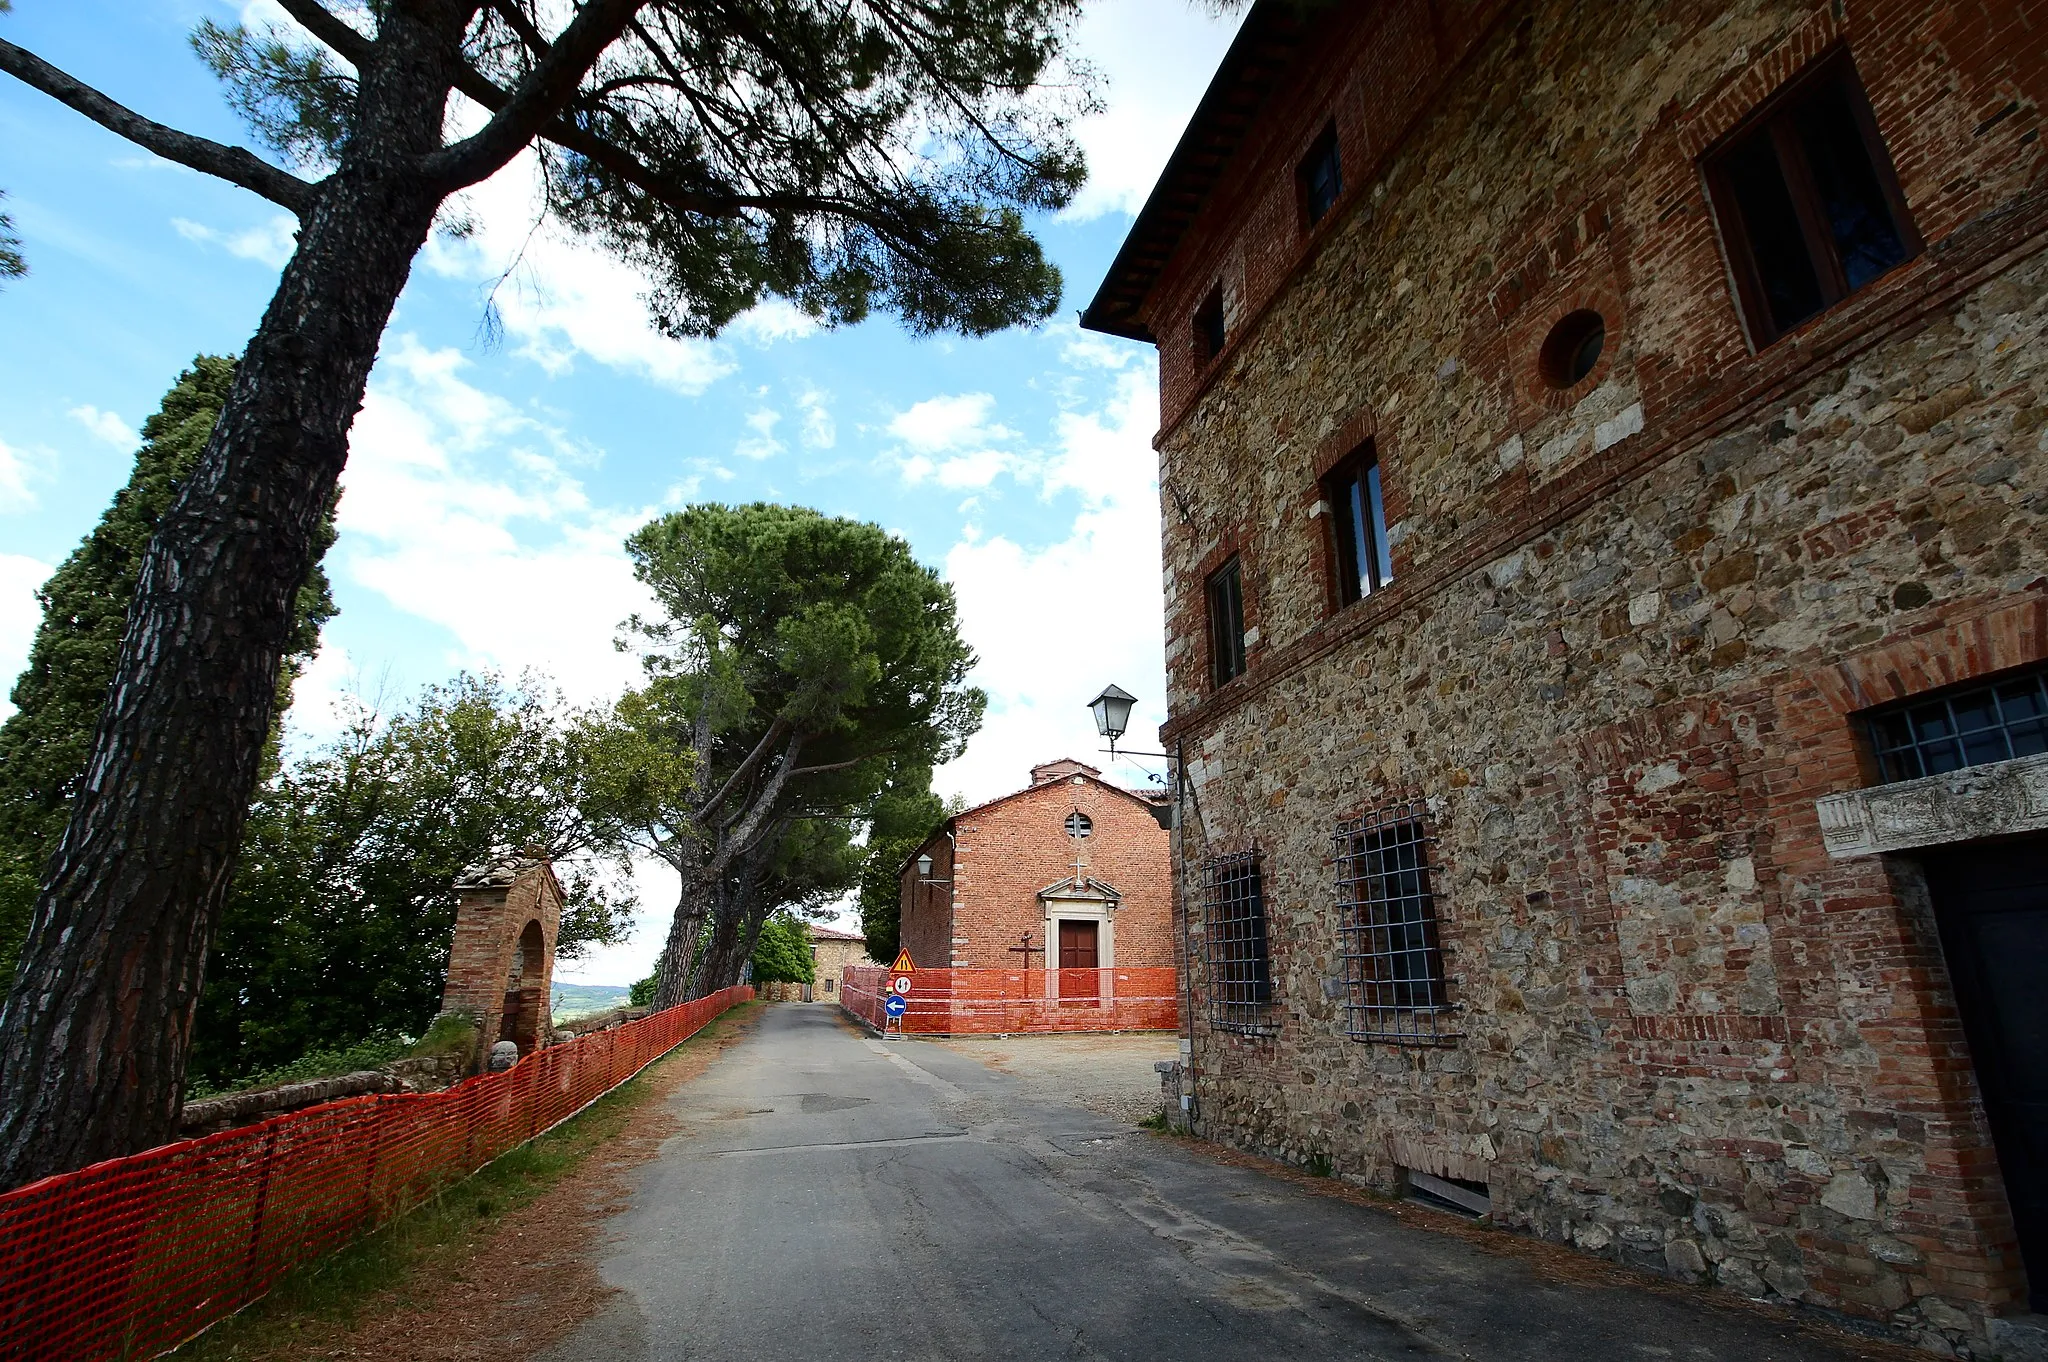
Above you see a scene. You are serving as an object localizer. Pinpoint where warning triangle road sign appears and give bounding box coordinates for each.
[890,947,915,974]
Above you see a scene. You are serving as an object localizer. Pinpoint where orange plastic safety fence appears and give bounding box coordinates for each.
[841,966,1177,1034]
[0,985,753,1361]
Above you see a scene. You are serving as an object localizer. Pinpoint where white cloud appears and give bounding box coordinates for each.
[936,364,1169,806]
[422,158,735,396]
[735,407,783,461]
[0,554,52,722]
[68,405,135,449]
[1065,0,1245,221]
[730,298,821,345]
[338,334,653,703]
[888,392,1011,454]
[172,214,299,267]
[795,385,836,450]
[0,439,41,513]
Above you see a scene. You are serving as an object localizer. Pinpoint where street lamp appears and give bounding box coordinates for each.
[1087,684,1136,750]
[915,852,949,884]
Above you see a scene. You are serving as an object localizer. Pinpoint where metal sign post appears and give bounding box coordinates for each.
[883,948,914,1040]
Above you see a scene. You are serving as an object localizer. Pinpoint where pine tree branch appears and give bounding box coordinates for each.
[0,37,315,215]
[274,0,373,66]
[420,0,647,191]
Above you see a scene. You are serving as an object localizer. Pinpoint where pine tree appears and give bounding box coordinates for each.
[0,356,336,980]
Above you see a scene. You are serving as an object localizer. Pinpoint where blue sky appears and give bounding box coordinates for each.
[0,0,1240,982]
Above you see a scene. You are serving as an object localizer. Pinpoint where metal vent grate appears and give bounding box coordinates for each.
[1335,800,1457,1045]
[1200,851,1274,1034]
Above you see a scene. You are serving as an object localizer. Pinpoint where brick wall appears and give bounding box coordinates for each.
[1122,0,2048,1352]
[899,772,1174,976]
[438,860,563,1061]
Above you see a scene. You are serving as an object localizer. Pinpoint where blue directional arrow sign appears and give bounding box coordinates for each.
[883,994,909,1018]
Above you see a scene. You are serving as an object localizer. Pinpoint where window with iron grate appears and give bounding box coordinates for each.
[1866,664,2048,783]
[1335,801,1457,1045]
[1201,851,1274,1033]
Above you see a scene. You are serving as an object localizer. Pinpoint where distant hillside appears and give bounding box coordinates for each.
[552,981,633,1020]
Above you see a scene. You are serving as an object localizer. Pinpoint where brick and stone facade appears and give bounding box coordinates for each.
[1083,0,2048,1353]
[899,760,1174,978]
[438,855,563,1063]
[807,923,873,1002]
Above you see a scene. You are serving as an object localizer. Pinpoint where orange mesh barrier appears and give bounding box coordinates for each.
[842,966,1178,1034]
[0,985,752,1360]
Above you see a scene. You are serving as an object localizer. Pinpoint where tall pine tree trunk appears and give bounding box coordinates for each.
[0,13,462,1188]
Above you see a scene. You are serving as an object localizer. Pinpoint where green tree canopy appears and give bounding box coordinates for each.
[857,771,947,964]
[0,356,335,982]
[749,913,815,987]
[619,503,983,1004]
[193,671,659,1086]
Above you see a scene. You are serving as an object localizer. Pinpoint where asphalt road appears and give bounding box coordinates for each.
[540,1003,1895,1362]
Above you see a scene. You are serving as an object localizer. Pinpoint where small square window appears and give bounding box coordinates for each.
[1207,557,1246,689]
[1322,445,1394,606]
[1703,53,1917,346]
[1298,122,1343,227]
[1194,284,1226,363]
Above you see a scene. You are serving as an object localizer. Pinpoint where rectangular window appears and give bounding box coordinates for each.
[1207,557,1246,688]
[1297,122,1343,227]
[1202,852,1273,1032]
[1194,284,1226,362]
[824,977,834,993]
[1335,801,1455,1045]
[1703,53,1917,346]
[1323,446,1394,606]
[1868,665,2048,783]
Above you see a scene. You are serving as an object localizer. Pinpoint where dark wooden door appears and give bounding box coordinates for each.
[1058,920,1100,1005]
[1058,920,1098,968]
[1923,834,2048,1311]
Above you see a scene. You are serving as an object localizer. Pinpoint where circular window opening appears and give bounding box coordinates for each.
[1539,309,1606,389]
[1065,811,1093,838]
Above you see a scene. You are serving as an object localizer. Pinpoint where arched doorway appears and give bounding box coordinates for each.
[499,919,547,1056]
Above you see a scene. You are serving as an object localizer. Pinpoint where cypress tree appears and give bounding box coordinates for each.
[0,356,336,979]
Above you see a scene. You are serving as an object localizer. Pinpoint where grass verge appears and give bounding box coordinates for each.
[170,1003,753,1360]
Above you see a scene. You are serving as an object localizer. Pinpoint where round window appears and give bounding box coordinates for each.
[1065,811,1093,837]
[1538,309,1606,389]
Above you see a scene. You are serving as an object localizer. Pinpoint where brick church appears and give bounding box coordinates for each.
[1083,0,2048,1353]
[897,759,1174,986]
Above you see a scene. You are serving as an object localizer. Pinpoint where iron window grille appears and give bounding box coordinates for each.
[1335,801,1457,1045]
[1207,557,1247,688]
[1298,121,1343,226]
[1867,666,2048,783]
[1322,445,1394,607]
[1701,51,1917,347]
[1201,851,1274,1033]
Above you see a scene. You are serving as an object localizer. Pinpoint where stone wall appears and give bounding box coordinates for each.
[1132,0,2048,1353]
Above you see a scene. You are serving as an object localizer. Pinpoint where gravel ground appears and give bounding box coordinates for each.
[926,1029,1178,1124]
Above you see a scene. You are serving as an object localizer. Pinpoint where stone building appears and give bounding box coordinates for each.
[438,854,562,1064]
[805,923,874,1002]
[1081,0,2048,1352]
[899,759,1174,986]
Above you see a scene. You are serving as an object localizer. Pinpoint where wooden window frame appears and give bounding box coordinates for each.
[1193,283,1226,365]
[1296,120,1343,230]
[1321,443,1394,609]
[1206,556,1247,690]
[1701,49,1920,348]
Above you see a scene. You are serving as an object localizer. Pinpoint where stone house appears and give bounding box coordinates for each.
[1081,0,2048,1352]
[898,760,1174,987]
[805,923,874,1002]
[438,854,562,1063]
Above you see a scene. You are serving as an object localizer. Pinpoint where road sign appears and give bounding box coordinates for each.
[890,948,915,974]
[890,974,913,997]
[883,994,908,1018]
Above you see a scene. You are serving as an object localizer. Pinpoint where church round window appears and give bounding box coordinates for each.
[1065,811,1093,837]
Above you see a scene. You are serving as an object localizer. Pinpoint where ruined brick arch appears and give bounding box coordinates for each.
[439,856,564,1065]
